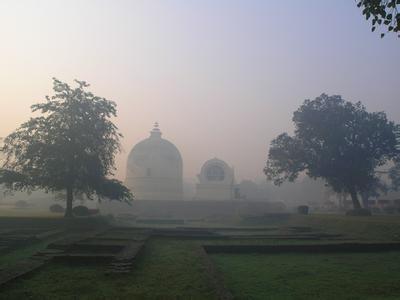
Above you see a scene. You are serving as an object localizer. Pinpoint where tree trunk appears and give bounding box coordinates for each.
[349,187,361,209]
[338,193,345,209]
[64,187,73,218]
[361,192,369,208]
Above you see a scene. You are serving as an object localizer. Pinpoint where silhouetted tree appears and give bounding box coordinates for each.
[356,0,400,37]
[388,129,400,190]
[264,94,399,209]
[0,78,132,217]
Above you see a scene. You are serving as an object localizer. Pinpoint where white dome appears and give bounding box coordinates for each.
[195,158,235,201]
[198,158,234,184]
[125,123,183,200]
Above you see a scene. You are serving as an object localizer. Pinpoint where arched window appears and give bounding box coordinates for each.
[206,165,225,181]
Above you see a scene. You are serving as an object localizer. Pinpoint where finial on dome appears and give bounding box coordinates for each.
[150,122,162,138]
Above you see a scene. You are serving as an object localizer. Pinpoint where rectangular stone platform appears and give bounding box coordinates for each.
[203,242,400,254]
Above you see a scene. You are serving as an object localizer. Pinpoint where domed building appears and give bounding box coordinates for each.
[125,123,183,200]
[195,158,236,200]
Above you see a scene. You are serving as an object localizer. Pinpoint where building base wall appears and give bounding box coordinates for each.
[195,183,233,201]
[100,199,286,219]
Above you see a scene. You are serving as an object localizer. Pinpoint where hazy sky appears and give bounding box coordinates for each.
[0,0,399,182]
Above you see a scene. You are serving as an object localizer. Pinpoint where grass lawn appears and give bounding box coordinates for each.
[285,214,400,241]
[0,205,57,218]
[0,238,218,300]
[1,214,400,299]
[211,251,400,300]
[0,240,54,269]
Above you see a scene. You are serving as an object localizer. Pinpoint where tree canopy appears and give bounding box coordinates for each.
[264,94,399,209]
[356,0,400,37]
[389,130,400,190]
[0,78,132,217]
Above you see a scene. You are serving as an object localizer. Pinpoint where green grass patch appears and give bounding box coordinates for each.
[0,206,57,218]
[0,240,52,269]
[2,214,400,299]
[287,215,400,241]
[212,251,400,300]
[239,214,400,241]
[1,238,218,299]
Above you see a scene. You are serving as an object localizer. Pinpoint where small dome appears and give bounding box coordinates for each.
[125,123,183,200]
[198,158,234,184]
[195,158,236,200]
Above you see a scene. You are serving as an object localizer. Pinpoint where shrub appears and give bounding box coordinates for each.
[345,208,372,216]
[72,205,90,217]
[49,204,65,213]
[297,205,309,215]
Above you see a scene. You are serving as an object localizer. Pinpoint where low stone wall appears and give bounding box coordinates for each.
[203,242,400,254]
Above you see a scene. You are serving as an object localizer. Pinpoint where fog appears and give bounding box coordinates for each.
[0,0,399,187]
[1,1,400,215]
[1,2,400,298]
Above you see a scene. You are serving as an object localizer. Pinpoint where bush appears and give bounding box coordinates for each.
[49,204,65,213]
[15,200,29,208]
[72,205,90,217]
[345,208,372,216]
[297,205,309,215]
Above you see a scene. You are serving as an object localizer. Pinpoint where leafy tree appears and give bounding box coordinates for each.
[356,0,400,38]
[264,94,398,209]
[389,129,400,189]
[0,78,132,217]
[389,162,400,190]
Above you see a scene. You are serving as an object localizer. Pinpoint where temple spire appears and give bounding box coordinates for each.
[150,122,162,138]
